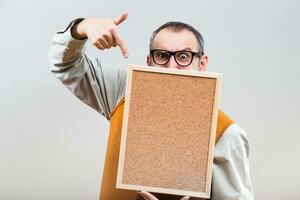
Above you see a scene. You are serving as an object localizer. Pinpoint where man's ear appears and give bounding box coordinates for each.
[146,55,151,66]
[199,54,208,71]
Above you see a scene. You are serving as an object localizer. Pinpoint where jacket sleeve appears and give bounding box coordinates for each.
[48,19,127,120]
[211,124,254,200]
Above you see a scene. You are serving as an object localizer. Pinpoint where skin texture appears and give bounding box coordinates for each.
[71,12,208,200]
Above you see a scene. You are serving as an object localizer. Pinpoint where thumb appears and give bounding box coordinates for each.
[137,191,159,200]
[181,196,190,200]
[114,12,128,25]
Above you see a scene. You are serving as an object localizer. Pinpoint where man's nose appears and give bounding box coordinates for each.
[166,56,179,69]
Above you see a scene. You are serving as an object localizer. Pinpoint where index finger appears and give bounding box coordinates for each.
[112,28,129,58]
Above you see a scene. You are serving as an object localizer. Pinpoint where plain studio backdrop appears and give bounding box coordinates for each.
[1,0,299,199]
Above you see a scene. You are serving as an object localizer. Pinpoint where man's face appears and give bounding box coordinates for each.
[147,28,208,71]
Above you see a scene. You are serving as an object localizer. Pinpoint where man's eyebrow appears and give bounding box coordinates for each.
[182,47,192,51]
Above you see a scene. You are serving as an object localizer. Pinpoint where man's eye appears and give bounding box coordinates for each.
[177,53,189,61]
[156,53,168,59]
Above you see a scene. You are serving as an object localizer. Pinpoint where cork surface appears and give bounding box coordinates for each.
[121,68,217,194]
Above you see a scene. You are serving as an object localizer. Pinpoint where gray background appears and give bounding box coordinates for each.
[1,0,299,199]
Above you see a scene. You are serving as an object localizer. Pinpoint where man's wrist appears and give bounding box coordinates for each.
[71,18,87,40]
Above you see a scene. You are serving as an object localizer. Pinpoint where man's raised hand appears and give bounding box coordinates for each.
[71,13,129,58]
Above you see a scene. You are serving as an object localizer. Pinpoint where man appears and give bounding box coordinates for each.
[48,13,254,200]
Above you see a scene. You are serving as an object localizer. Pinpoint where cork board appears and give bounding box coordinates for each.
[117,64,222,199]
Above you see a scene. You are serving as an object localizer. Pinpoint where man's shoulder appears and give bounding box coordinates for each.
[223,123,249,148]
[215,123,250,160]
[217,110,248,148]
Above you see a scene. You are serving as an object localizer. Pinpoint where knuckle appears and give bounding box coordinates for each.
[99,37,106,42]
[96,35,103,41]
[102,31,111,38]
[109,27,117,35]
[108,26,115,32]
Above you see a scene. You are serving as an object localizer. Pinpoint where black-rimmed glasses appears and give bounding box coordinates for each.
[150,49,203,67]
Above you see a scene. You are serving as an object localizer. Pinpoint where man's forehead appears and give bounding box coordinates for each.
[152,28,198,51]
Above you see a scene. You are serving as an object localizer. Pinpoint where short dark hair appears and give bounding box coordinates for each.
[149,21,204,53]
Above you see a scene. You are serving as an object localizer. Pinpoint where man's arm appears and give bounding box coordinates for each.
[48,14,128,120]
[212,124,254,200]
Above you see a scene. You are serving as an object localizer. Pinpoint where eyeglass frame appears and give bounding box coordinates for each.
[149,49,204,67]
